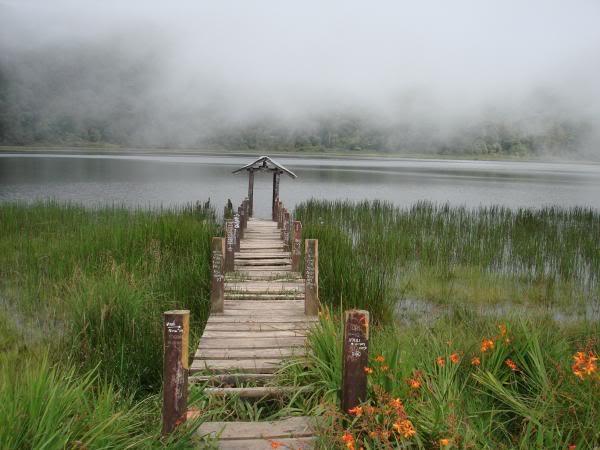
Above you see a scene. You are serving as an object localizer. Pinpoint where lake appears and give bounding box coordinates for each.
[1,153,600,216]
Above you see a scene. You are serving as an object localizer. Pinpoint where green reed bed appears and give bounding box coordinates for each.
[280,310,599,449]
[0,201,218,448]
[295,200,600,322]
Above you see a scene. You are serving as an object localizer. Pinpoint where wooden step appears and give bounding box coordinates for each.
[203,322,312,332]
[198,336,306,349]
[197,416,315,444]
[195,347,304,359]
[206,316,317,324]
[191,358,284,373]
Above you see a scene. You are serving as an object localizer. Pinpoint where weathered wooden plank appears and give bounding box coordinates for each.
[207,316,317,324]
[191,358,283,373]
[199,337,306,349]
[195,347,303,359]
[204,322,312,332]
[197,416,314,440]
[200,330,307,338]
[218,437,316,449]
[212,309,307,317]
[224,300,304,307]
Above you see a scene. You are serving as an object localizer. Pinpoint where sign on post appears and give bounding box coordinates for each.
[304,239,319,315]
[211,237,225,313]
[341,309,370,414]
[225,220,235,272]
[233,212,241,252]
[162,310,190,435]
[291,221,302,271]
[282,211,291,251]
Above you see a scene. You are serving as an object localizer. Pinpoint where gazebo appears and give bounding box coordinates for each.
[232,156,297,220]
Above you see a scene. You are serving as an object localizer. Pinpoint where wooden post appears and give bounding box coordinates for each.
[292,221,302,271]
[211,237,225,313]
[234,212,241,252]
[282,210,290,250]
[162,310,190,435]
[225,220,235,272]
[272,171,280,221]
[248,170,254,217]
[277,202,284,229]
[341,310,370,414]
[238,206,245,240]
[304,239,319,315]
[243,198,249,229]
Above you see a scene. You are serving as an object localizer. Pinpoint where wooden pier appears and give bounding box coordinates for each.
[190,158,318,449]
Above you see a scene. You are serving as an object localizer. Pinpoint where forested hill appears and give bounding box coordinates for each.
[0,46,594,158]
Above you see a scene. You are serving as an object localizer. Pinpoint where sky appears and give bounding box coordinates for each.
[1,0,599,146]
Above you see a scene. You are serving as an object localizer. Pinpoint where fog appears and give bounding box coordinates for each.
[1,0,600,156]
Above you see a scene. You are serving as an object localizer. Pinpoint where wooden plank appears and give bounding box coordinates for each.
[203,322,312,332]
[198,337,306,349]
[212,309,307,317]
[191,358,283,373]
[218,437,315,449]
[235,259,292,266]
[200,330,307,338]
[197,416,313,440]
[195,347,303,359]
[207,316,317,324]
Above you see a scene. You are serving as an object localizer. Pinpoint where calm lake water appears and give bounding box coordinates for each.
[1,153,600,217]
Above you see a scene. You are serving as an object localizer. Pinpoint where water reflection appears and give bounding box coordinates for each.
[1,153,599,217]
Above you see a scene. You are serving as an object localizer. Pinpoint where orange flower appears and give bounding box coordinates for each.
[364,405,376,415]
[375,355,385,363]
[392,419,416,438]
[342,432,355,450]
[572,351,598,380]
[481,338,495,353]
[498,323,507,336]
[270,441,283,449]
[568,444,576,450]
[471,356,481,366]
[440,438,452,446]
[436,356,446,367]
[364,367,374,375]
[450,352,460,364]
[505,358,519,371]
[389,397,404,409]
[407,377,421,389]
[348,406,363,416]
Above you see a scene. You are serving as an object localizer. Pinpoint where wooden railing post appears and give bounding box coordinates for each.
[224,220,235,272]
[341,309,370,414]
[282,210,290,251]
[238,206,245,240]
[162,309,190,435]
[291,221,302,271]
[234,212,241,252]
[304,239,319,315]
[277,202,284,229]
[211,237,225,313]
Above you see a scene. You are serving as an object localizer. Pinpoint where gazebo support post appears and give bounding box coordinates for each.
[247,170,254,218]
[272,171,280,221]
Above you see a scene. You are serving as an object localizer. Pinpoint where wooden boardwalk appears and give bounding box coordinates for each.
[192,217,317,449]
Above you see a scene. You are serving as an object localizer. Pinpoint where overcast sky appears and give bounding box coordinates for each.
[2,0,600,126]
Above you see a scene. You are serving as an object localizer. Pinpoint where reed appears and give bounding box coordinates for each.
[295,200,600,322]
[0,200,218,393]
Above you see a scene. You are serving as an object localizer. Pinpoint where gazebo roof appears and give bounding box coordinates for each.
[232,156,297,179]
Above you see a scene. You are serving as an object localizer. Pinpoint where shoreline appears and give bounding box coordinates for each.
[2,145,598,165]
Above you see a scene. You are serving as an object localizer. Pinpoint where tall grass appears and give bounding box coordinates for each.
[0,201,218,393]
[295,200,600,322]
[281,310,600,448]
